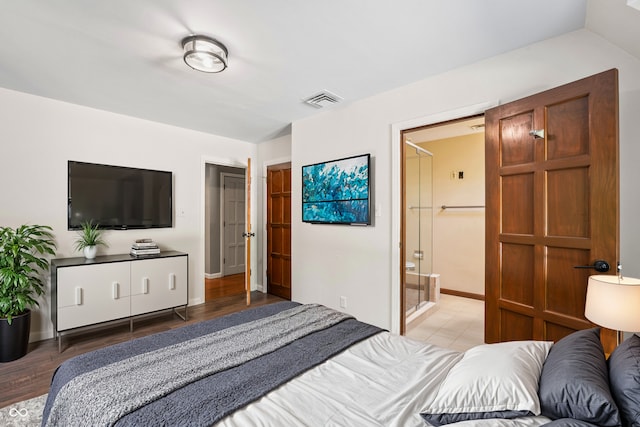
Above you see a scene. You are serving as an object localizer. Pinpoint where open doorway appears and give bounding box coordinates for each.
[401,116,486,336]
[204,163,247,300]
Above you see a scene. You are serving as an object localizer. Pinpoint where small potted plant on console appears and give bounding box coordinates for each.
[0,224,56,362]
[74,220,107,259]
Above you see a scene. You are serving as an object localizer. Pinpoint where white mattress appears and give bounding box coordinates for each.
[216,332,552,426]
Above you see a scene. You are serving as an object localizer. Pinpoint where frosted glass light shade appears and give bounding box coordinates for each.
[182,35,228,73]
[585,275,640,332]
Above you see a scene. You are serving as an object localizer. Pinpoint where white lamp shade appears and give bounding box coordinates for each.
[585,275,640,332]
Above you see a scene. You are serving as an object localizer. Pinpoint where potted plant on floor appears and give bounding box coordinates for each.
[0,224,56,362]
[74,220,107,259]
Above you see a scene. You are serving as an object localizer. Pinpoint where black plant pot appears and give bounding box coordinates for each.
[0,309,31,363]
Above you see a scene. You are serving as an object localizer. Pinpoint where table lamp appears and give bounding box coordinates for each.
[585,275,640,344]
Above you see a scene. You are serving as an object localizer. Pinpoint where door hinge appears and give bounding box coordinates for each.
[529,129,545,139]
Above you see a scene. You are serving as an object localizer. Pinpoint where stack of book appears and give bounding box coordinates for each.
[130,239,160,256]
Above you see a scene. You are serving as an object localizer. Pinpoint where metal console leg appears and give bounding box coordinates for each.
[173,305,187,322]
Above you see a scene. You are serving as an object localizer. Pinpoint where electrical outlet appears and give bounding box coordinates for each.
[340,296,347,308]
[450,171,456,180]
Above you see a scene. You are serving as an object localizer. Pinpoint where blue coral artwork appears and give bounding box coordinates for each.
[302,154,370,224]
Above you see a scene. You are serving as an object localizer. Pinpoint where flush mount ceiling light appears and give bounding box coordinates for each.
[182,35,228,73]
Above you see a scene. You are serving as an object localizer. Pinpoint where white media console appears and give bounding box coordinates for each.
[51,251,188,352]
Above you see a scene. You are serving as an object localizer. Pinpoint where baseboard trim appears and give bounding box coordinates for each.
[441,288,485,301]
[30,329,54,343]
[205,272,222,279]
[189,297,204,306]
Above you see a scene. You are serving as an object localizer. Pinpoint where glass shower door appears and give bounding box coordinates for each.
[404,141,433,316]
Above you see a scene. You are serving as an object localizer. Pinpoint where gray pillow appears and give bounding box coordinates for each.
[542,418,600,427]
[422,410,530,426]
[538,328,621,426]
[608,333,640,427]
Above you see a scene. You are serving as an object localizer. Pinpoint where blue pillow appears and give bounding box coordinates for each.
[608,333,640,427]
[538,328,621,426]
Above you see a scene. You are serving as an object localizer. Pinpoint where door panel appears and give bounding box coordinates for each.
[223,175,246,276]
[502,173,534,234]
[547,168,589,237]
[500,112,535,166]
[485,69,619,353]
[501,243,534,306]
[267,163,292,300]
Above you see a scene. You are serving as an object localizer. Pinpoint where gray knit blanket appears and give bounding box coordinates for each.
[42,302,382,427]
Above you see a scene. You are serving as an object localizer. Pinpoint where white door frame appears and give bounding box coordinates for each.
[390,101,497,334]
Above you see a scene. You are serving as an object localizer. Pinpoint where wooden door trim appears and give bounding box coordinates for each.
[400,131,407,336]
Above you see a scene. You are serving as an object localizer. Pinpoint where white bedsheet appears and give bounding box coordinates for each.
[215,332,552,426]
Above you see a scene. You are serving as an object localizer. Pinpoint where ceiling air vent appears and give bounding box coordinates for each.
[303,90,342,109]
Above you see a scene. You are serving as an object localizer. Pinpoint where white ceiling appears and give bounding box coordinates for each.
[0,0,637,143]
[405,117,485,146]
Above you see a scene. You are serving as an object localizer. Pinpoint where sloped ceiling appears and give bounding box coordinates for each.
[0,0,634,143]
[586,0,640,61]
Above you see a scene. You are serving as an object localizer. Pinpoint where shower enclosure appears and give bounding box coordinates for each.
[404,140,434,319]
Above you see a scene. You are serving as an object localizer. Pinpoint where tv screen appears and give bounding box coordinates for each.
[302,153,371,225]
[68,161,173,230]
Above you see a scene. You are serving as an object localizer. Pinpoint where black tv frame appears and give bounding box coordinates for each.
[67,161,173,230]
[301,153,371,225]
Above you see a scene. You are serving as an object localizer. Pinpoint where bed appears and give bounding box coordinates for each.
[42,301,640,427]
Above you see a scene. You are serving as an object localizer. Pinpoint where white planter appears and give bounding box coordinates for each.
[83,245,97,259]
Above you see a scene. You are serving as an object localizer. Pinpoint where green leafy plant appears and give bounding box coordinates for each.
[0,224,56,323]
[74,220,107,251]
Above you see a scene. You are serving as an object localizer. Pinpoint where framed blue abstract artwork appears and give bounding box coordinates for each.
[302,153,371,225]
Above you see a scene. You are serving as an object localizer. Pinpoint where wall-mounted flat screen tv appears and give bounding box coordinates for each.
[302,153,371,225]
[68,161,173,230]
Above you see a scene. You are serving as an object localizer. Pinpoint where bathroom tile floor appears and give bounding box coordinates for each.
[406,293,485,352]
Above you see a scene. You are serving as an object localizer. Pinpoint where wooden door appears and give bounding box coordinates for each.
[245,159,253,305]
[267,163,292,300]
[485,69,619,353]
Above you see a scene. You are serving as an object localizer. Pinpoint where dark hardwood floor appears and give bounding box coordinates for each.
[205,273,245,300]
[0,291,284,408]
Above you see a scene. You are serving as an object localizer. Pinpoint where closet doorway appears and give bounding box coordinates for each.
[400,116,486,334]
[204,163,247,301]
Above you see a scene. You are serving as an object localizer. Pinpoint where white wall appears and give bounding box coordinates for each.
[422,133,485,296]
[0,88,258,341]
[291,29,640,332]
